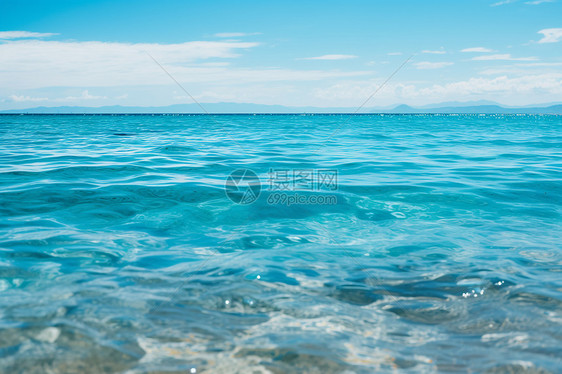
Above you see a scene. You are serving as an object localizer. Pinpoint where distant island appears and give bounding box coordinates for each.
[2,101,561,114]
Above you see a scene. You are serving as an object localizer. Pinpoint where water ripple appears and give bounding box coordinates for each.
[0,114,561,373]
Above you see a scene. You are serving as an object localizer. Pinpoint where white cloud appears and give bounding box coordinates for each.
[0,39,257,89]
[525,0,554,4]
[413,73,562,97]
[198,62,231,67]
[0,31,57,39]
[477,61,562,75]
[461,47,495,53]
[414,61,453,69]
[301,54,358,60]
[60,90,107,101]
[9,90,110,103]
[0,39,371,91]
[472,54,538,61]
[421,50,446,54]
[3,30,559,109]
[518,62,562,66]
[493,0,555,5]
[214,32,260,38]
[537,28,562,43]
[314,73,562,105]
[492,0,517,6]
[387,52,403,56]
[9,94,49,102]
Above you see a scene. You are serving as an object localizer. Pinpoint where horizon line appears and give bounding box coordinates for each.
[1,112,561,116]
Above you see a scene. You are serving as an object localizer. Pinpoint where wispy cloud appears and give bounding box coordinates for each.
[421,49,446,54]
[517,62,562,66]
[0,31,58,39]
[461,47,495,53]
[61,90,107,101]
[472,54,538,61]
[9,94,49,102]
[387,52,403,56]
[300,54,358,60]
[414,61,453,69]
[313,73,562,105]
[525,0,554,4]
[478,62,562,75]
[537,28,562,43]
[491,0,517,6]
[0,39,260,89]
[493,0,555,4]
[405,73,562,101]
[9,90,109,103]
[214,32,260,38]
[0,39,371,91]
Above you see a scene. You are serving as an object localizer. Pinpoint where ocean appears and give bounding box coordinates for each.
[0,114,561,373]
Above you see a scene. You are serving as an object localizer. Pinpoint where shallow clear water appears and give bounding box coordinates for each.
[0,114,561,373]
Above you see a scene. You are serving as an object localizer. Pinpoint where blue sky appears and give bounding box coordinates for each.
[1,0,561,109]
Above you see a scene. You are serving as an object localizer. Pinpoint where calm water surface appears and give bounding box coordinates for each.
[0,114,561,373]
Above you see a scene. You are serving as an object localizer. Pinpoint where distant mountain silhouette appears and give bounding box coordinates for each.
[1,102,561,114]
[379,104,562,114]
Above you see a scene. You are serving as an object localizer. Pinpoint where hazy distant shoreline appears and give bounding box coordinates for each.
[2,102,562,115]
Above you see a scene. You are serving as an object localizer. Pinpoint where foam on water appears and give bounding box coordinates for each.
[0,114,561,373]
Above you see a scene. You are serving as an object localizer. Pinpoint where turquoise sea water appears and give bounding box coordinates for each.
[0,114,561,373]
